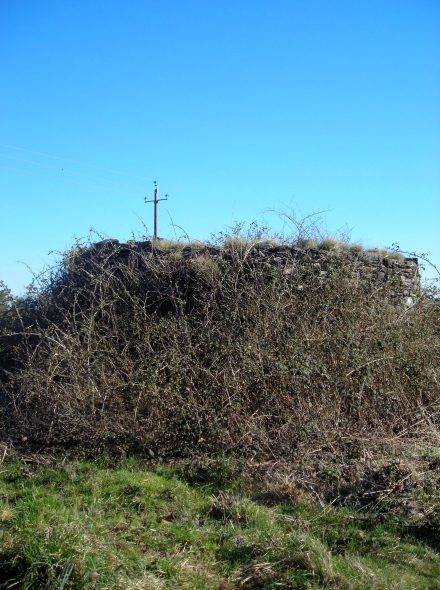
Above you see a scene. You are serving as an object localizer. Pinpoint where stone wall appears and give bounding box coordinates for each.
[83,239,420,306]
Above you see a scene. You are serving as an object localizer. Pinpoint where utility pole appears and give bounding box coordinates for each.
[144,181,169,240]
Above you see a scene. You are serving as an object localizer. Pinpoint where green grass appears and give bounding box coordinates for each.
[1,455,439,589]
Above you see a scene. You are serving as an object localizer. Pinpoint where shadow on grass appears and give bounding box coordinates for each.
[0,553,76,590]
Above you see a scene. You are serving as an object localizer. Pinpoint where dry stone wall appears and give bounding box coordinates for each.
[83,239,420,306]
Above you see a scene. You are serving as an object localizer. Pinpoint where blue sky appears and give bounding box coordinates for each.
[1,0,439,294]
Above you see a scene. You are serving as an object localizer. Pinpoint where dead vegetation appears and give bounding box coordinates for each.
[0,226,438,471]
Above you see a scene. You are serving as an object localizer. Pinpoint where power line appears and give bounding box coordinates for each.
[0,142,155,181]
[0,141,216,207]
[0,165,141,196]
[0,153,145,191]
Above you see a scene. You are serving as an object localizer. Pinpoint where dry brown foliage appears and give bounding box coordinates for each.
[0,234,439,460]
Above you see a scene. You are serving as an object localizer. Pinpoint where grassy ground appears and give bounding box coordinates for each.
[1,452,439,589]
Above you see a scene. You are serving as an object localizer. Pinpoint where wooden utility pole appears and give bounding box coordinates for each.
[144,181,169,240]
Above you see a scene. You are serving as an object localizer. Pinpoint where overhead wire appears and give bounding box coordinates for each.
[0,153,146,191]
[0,165,141,196]
[0,141,216,205]
[0,142,155,181]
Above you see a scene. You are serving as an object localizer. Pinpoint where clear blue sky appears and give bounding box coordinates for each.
[1,0,439,294]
